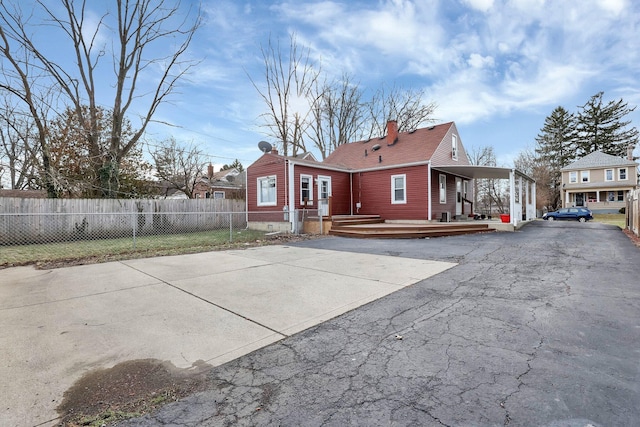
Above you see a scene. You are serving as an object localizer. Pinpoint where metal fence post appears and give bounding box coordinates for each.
[229,212,233,242]
[132,206,137,249]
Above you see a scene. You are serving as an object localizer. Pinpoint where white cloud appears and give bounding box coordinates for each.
[462,0,495,12]
[596,0,626,15]
[468,53,495,69]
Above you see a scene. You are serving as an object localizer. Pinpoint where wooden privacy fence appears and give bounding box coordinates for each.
[0,197,247,245]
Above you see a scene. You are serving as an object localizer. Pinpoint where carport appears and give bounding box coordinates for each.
[432,165,536,227]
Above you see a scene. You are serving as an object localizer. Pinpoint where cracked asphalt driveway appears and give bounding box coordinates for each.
[120,221,640,427]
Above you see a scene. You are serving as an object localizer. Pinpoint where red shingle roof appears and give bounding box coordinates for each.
[323,122,453,169]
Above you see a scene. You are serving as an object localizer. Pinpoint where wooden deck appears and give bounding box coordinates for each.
[328,215,496,239]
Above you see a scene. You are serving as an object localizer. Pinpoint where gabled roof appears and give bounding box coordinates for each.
[295,152,318,162]
[323,122,453,169]
[561,151,637,170]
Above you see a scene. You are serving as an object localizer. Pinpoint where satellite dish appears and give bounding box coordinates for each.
[258,141,273,153]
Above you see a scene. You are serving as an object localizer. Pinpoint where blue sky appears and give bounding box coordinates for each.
[17,0,640,170]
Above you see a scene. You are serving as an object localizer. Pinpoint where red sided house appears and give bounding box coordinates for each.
[246,121,488,232]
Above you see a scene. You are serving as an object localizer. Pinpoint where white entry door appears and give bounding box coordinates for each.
[455,178,462,216]
[318,176,332,217]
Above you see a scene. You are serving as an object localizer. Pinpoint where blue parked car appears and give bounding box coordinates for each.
[543,207,593,222]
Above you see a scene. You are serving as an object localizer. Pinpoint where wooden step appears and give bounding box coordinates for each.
[328,223,494,239]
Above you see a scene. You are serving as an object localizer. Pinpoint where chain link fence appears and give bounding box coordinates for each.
[0,197,323,266]
[0,211,249,246]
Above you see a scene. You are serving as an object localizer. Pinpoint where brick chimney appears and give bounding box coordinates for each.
[207,164,214,179]
[386,120,398,146]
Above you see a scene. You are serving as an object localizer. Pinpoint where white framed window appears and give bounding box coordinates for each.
[618,190,625,201]
[451,134,458,160]
[569,171,577,183]
[605,169,614,181]
[619,168,627,180]
[257,175,276,206]
[581,171,589,183]
[300,174,313,205]
[439,174,447,203]
[214,191,225,199]
[391,174,406,204]
[608,191,615,201]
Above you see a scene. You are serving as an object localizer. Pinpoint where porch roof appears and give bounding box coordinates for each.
[432,165,534,181]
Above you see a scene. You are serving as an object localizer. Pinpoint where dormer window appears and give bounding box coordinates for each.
[452,134,458,160]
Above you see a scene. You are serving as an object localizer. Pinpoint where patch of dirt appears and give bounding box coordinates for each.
[56,359,213,426]
[623,228,640,248]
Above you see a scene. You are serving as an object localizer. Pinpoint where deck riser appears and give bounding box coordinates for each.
[329,229,495,238]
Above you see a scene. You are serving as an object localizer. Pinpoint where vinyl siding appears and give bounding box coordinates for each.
[430,172,458,221]
[246,154,286,213]
[354,165,429,220]
[292,165,351,215]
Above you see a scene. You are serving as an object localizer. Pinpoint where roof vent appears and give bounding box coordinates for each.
[408,129,417,134]
[371,144,381,151]
[427,125,436,130]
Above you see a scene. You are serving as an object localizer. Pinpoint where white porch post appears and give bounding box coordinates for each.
[427,162,432,221]
[510,169,516,226]
[531,180,537,219]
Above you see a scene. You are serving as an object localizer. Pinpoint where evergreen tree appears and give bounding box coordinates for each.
[534,106,577,209]
[535,106,577,168]
[220,159,244,172]
[575,92,638,158]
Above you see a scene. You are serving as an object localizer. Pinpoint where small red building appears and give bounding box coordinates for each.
[246,121,476,231]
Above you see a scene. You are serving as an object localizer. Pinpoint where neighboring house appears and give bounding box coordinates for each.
[560,150,638,213]
[193,166,246,200]
[156,182,189,199]
[246,121,535,232]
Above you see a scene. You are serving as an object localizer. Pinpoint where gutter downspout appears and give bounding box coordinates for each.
[244,169,249,229]
[287,159,295,232]
[350,173,353,215]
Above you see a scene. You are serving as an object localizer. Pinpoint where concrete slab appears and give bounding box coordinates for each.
[0,246,456,427]
[0,263,160,309]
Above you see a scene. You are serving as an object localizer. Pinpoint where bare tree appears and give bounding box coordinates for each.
[0,0,200,198]
[249,33,320,157]
[0,96,40,189]
[468,145,497,214]
[306,73,365,159]
[365,83,437,138]
[150,137,205,199]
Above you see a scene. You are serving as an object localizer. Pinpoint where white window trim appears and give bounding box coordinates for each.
[618,168,628,180]
[439,174,447,204]
[605,169,614,181]
[257,175,277,207]
[300,174,313,205]
[391,174,407,204]
[213,191,225,199]
[569,171,577,183]
[451,134,458,161]
[581,170,590,183]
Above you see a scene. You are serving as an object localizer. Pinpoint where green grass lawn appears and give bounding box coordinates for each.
[0,228,269,268]
[592,213,626,229]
